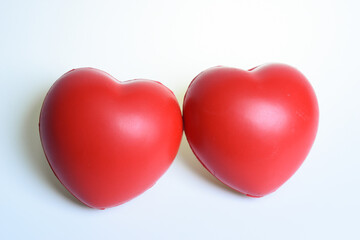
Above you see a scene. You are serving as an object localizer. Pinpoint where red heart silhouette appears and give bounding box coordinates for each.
[40,68,183,209]
[183,64,319,197]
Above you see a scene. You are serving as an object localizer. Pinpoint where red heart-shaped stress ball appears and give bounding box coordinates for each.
[39,68,183,209]
[183,64,319,197]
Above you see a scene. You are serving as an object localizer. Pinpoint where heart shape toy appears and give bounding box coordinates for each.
[183,64,319,197]
[40,68,183,209]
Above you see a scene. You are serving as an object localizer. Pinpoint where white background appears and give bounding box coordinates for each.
[1,0,359,239]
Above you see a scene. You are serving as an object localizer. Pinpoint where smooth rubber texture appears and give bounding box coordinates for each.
[39,68,183,209]
[183,64,319,197]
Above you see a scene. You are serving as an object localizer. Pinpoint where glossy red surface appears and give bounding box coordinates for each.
[183,64,319,197]
[39,68,183,209]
